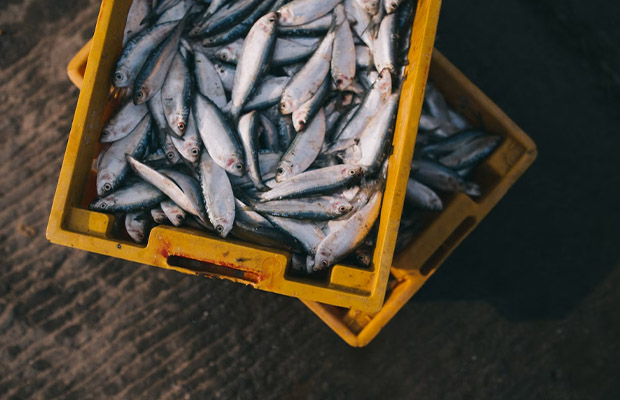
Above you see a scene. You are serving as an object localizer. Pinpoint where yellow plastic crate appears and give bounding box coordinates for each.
[49,0,442,313]
[301,49,538,346]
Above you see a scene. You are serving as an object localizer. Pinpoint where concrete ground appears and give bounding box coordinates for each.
[1,0,619,398]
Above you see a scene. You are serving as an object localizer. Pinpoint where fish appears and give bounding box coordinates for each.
[193,92,245,176]
[238,111,268,190]
[292,78,330,132]
[198,150,235,237]
[372,13,396,73]
[260,164,363,201]
[161,50,191,136]
[192,48,228,109]
[90,181,165,213]
[100,100,149,143]
[250,196,353,220]
[258,113,280,152]
[438,135,502,170]
[114,20,178,88]
[312,190,382,271]
[125,212,152,243]
[421,129,487,158]
[97,114,151,196]
[331,5,356,90]
[384,0,405,14]
[123,0,151,46]
[277,108,326,182]
[280,25,336,114]
[405,179,443,211]
[264,215,325,255]
[169,109,201,163]
[133,15,188,104]
[190,0,260,38]
[160,199,186,226]
[412,159,481,196]
[150,206,169,224]
[277,13,333,36]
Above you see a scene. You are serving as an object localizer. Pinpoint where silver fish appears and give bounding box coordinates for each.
[198,150,235,237]
[230,12,278,121]
[384,0,405,14]
[331,69,392,143]
[412,159,481,196]
[90,181,164,213]
[159,169,206,219]
[97,114,151,196]
[277,0,340,27]
[312,190,382,271]
[277,108,326,182]
[331,5,356,91]
[133,15,187,104]
[127,155,205,218]
[280,26,336,114]
[192,49,228,109]
[355,0,380,15]
[355,45,373,69]
[372,13,396,73]
[251,196,352,220]
[161,50,191,136]
[193,92,245,176]
[156,0,190,24]
[125,211,152,243]
[170,109,201,163]
[277,13,333,36]
[405,179,443,211]
[258,113,280,152]
[345,93,399,172]
[114,20,178,88]
[160,199,186,226]
[292,78,330,132]
[229,152,281,187]
[238,111,268,190]
[344,0,374,48]
[100,100,149,143]
[260,164,363,201]
[438,135,502,169]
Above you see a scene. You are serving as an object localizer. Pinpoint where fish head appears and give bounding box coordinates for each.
[341,165,363,179]
[133,85,150,105]
[386,0,400,13]
[276,8,294,25]
[313,250,333,272]
[170,210,185,224]
[213,218,233,238]
[225,154,245,177]
[279,96,294,115]
[184,140,201,163]
[216,47,234,63]
[113,67,131,87]
[99,127,115,143]
[96,172,115,197]
[126,226,145,243]
[152,213,167,224]
[292,112,308,132]
[258,12,278,34]
[275,161,293,182]
[330,199,353,216]
[333,73,353,91]
[89,196,116,212]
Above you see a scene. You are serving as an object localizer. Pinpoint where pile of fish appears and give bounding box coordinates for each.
[90,0,419,273]
[394,81,502,252]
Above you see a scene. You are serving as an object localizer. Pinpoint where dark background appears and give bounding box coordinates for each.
[1,0,619,399]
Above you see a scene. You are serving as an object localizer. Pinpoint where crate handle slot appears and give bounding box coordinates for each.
[167,255,261,284]
[419,216,477,276]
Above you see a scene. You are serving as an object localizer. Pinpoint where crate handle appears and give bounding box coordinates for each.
[166,255,262,284]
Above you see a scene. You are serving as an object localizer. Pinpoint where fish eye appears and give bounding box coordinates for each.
[335,78,343,86]
[114,72,123,81]
[235,163,243,170]
[348,169,356,176]
[297,120,305,128]
[99,202,107,209]
[338,205,347,213]
[177,214,184,221]
[191,148,199,156]
[177,122,185,131]
[103,183,112,192]
[220,53,227,60]
[268,17,275,23]
[167,151,175,159]
[277,167,284,175]
[216,225,224,233]
[136,91,143,99]
[321,260,329,268]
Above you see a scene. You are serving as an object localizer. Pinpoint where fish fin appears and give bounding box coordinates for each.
[325,138,359,154]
